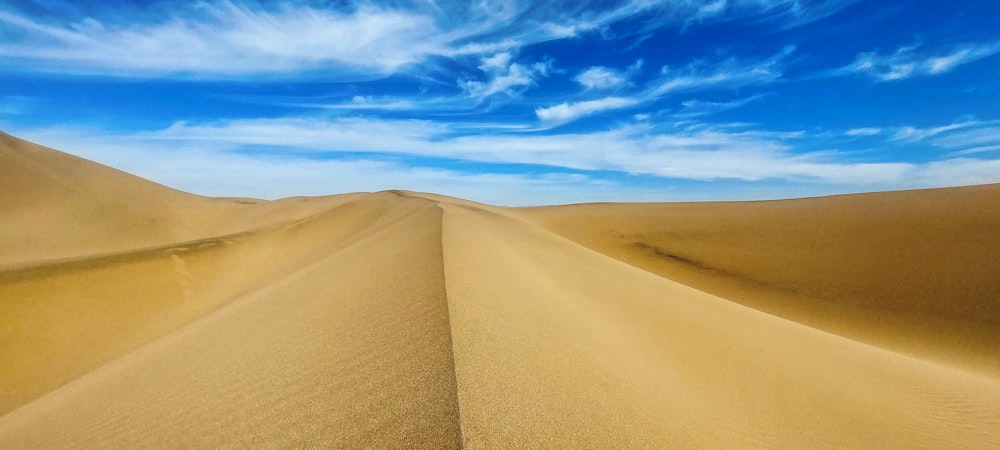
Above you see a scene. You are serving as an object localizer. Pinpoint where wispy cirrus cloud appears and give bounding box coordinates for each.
[314,96,419,111]
[881,118,1000,156]
[844,127,882,136]
[891,120,984,142]
[709,0,861,28]
[838,41,1000,81]
[676,94,769,118]
[676,0,860,31]
[930,125,1000,150]
[0,2,447,78]
[535,97,641,126]
[650,46,795,96]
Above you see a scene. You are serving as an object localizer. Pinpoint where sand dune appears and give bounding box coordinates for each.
[0,132,358,269]
[443,202,1000,448]
[519,187,1000,375]
[1,132,999,448]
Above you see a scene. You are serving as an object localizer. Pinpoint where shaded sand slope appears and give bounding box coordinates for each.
[442,202,1000,448]
[0,195,462,448]
[0,131,359,268]
[519,185,1000,374]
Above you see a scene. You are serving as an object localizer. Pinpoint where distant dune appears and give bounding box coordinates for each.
[2,131,999,448]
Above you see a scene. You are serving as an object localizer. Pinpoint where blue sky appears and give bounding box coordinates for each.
[2,0,999,205]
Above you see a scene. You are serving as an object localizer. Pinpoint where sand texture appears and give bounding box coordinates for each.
[2,131,999,448]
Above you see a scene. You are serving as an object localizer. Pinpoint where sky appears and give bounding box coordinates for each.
[1,0,999,205]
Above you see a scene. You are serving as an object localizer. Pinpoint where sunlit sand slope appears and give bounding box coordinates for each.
[519,186,1000,374]
[0,195,462,448]
[443,202,1000,448]
[0,193,402,414]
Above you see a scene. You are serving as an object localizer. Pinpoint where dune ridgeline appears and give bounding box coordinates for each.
[1,131,999,448]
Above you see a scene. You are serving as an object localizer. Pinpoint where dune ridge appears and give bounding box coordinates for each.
[2,132,999,448]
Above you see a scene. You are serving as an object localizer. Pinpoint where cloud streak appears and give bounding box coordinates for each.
[651,46,794,96]
[891,120,985,142]
[535,97,640,126]
[845,127,881,136]
[839,41,1000,81]
[676,94,769,118]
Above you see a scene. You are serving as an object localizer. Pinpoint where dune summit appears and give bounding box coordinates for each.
[1,131,999,448]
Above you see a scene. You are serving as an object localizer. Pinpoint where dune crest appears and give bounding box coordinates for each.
[2,132,999,448]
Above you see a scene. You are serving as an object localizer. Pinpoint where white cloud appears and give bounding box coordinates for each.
[149,117,448,152]
[685,0,728,26]
[947,145,1000,157]
[676,94,767,118]
[535,97,640,126]
[313,96,418,111]
[461,52,547,98]
[841,41,1000,81]
[479,52,513,71]
[929,126,1000,149]
[575,67,627,90]
[698,0,728,17]
[890,119,1000,156]
[891,120,982,142]
[651,46,794,96]
[574,61,641,90]
[904,158,1000,187]
[845,127,882,136]
[534,49,786,127]
[718,0,859,28]
[0,3,447,78]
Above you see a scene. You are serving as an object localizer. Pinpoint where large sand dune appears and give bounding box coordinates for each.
[1,131,999,448]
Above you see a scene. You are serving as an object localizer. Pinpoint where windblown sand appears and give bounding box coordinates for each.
[1,131,999,448]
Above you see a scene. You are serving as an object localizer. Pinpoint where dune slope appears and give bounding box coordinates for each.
[0,190,432,416]
[0,195,462,448]
[443,202,1000,448]
[519,186,1000,374]
[0,131,358,268]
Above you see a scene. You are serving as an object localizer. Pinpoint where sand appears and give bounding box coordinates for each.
[519,186,1000,375]
[1,131,999,448]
